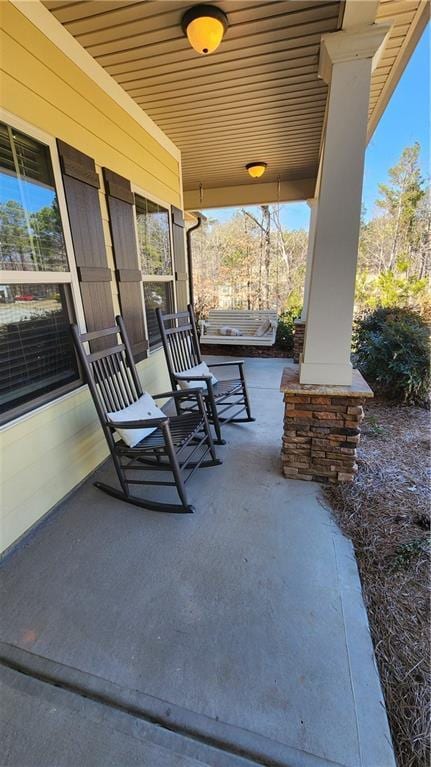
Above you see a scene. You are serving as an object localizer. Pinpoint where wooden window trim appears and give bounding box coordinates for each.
[0,110,86,424]
[0,109,86,329]
[0,272,72,284]
[132,184,177,354]
[0,379,84,429]
[141,275,174,283]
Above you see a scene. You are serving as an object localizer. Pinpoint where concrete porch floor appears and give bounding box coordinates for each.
[0,358,395,767]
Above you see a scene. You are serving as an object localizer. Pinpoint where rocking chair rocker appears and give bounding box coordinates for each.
[156,304,255,445]
[71,316,221,514]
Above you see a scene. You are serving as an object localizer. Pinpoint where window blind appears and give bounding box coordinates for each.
[0,285,79,414]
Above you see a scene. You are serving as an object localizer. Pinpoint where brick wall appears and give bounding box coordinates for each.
[293,321,306,364]
[281,393,365,483]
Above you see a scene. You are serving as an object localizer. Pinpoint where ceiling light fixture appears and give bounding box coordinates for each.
[246,162,268,179]
[182,5,228,55]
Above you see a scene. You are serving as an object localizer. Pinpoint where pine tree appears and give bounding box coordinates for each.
[376,142,425,271]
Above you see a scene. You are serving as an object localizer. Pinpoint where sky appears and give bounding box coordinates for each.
[205,22,430,232]
[0,174,55,211]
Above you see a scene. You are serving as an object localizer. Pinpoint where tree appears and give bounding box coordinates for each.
[356,143,430,314]
[242,206,272,308]
[376,142,425,271]
[0,199,31,270]
[0,198,67,272]
[189,143,430,320]
[30,200,67,270]
[190,206,308,315]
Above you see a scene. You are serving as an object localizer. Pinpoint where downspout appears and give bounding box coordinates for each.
[186,214,202,308]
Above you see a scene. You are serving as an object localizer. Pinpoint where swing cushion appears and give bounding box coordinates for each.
[107,393,166,448]
[176,361,218,392]
[219,325,242,336]
[254,319,271,337]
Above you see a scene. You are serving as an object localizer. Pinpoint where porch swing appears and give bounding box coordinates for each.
[198,309,278,346]
[189,180,279,348]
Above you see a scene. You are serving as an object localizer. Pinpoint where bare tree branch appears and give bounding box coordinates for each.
[241,209,265,232]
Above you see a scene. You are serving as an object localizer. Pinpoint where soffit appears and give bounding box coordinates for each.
[368,0,429,137]
[43,1,341,192]
[43,0,428,193]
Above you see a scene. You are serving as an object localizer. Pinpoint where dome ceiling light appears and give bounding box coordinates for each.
[181,5,229,55]
[246,162,268,179]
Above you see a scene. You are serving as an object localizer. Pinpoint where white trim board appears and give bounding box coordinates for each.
[9,0,181,162]
[132,181,178,354]
[368,0,429,141]
[0,106,86,334]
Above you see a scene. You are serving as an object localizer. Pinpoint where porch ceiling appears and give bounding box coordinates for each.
[43,0,341,193]
[43,0,428,202]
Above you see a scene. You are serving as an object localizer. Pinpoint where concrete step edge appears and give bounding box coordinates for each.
[0,641,347,767]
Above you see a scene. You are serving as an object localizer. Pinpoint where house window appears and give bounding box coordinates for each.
[0,121,79,421]
[135,194,175,348]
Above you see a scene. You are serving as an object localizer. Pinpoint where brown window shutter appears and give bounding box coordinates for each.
[102,168,148,362]
[57,140,115,351]
[171,206,189,312]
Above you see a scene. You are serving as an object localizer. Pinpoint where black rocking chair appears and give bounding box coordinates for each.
[71,316,221,514]
[156,304,255,445]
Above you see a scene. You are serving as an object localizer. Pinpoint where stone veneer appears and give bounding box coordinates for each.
[293,320,306,363]
[280,365,373,484]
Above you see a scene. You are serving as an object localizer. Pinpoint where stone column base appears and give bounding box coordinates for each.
[293,320,305,363]
[280,365,373,484]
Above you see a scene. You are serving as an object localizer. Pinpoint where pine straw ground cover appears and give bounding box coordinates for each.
[324,401,430,767]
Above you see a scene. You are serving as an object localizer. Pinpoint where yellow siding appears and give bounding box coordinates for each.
[0,3,181,204]
[0,352,171,553]
[0,1,179,553]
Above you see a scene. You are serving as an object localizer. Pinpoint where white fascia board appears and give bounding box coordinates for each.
[183,178,316,210]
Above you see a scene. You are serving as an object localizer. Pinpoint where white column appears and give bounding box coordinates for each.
[300,25,390,385]
[301,198,318,321]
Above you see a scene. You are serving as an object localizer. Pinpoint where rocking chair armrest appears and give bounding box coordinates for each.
[174,374,211,382]
[173,375,215,396]
[207,360,244,369]
[154,388,207,419]
[106,416,169,430]
[207,360,246,384]
[153,388,204,401]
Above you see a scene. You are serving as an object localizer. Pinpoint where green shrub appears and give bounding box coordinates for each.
[353,307,430,406]
[276,308,300,352]
[355,268,429,313]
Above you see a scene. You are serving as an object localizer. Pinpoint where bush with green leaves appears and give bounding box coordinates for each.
[353,307,430,406]
[276,308,300,352]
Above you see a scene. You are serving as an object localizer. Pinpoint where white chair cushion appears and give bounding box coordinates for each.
[107,393,166,448]
[219,325,242,336]
[175,361,218,391]
[254,319,271,337]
